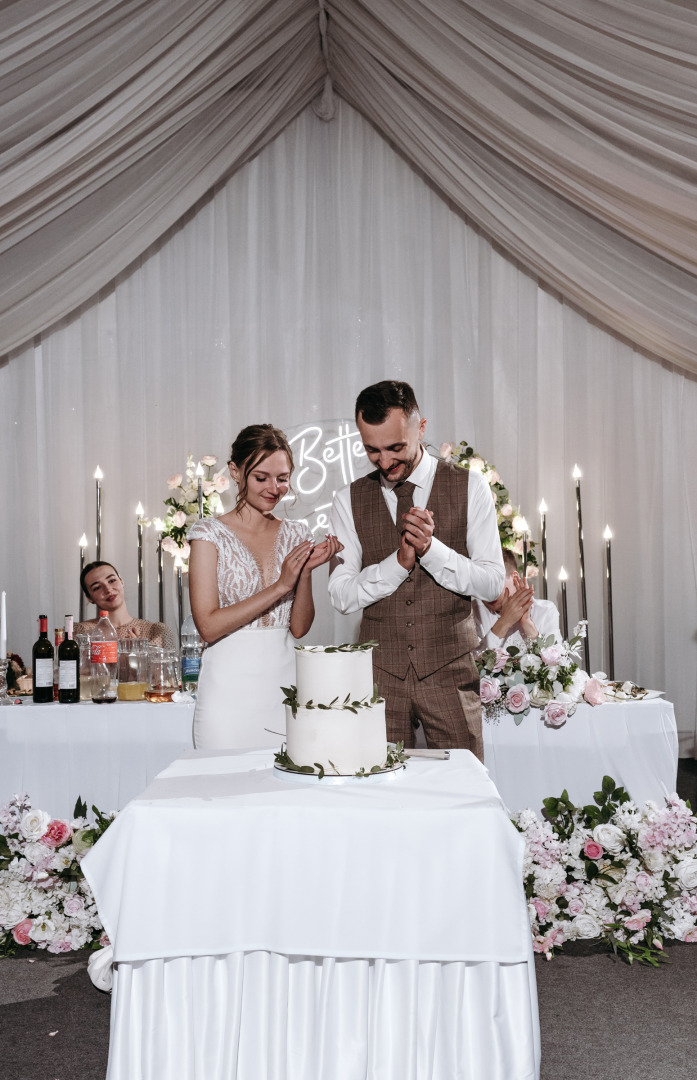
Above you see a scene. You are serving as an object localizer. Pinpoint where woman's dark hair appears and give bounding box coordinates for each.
[354,381,420,425]
[228,424,294,510]
[81,561,121,600]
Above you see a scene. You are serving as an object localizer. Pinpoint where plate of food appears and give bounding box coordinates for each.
[603,681,663,701]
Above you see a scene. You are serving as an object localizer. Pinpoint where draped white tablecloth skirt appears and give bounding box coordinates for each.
[107,949,539,1080]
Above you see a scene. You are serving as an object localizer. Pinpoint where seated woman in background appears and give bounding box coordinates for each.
[75,561,175,648]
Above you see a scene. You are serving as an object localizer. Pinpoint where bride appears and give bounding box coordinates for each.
[188,424,341,750]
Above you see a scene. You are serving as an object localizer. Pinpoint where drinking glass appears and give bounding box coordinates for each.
[76,634,94,701]
[117,639,149,701]
[146,648,180,703]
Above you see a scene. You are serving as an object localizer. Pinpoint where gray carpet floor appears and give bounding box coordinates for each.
[2,760,696,1080]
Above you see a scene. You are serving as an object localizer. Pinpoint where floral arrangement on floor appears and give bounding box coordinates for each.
[477,621,610,727]
[159,454,230,564]
[515,777,697,965]
[437,439,538,573]
[0,795,113,956]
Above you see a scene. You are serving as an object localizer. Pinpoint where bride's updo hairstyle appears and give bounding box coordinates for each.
[228,424,295,510]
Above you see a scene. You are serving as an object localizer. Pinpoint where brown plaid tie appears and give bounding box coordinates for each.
[395,480,416,540]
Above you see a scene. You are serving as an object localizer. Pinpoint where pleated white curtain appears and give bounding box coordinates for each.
[1,102,696,752]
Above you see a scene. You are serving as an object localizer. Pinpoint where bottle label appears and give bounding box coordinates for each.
[181,656,201,683]
[91,641,118,664]
[59,661,78,690]
[34,659,53,688]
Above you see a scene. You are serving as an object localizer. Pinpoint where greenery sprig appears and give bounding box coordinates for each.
[281,683,384,718]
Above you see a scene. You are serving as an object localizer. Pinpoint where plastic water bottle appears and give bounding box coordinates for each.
[90,610,118,703]
[180,613,203,693]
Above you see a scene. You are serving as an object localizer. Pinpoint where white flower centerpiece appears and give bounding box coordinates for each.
[476,621,602,727]
[161,454,230,565]
[514,777,697,965]
[0,795,113,956]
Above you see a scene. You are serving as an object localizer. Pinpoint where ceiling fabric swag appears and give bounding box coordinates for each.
[1,0,697,374]
[0,0,323,356]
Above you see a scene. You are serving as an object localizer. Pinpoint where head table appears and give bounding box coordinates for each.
[82,748,541,1080]
[0,697,679,820]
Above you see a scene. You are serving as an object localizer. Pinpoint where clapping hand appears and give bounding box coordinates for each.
[278,541,315,591]
[497,573,535,637]
[301,534,343,574]
[397,508,434,570]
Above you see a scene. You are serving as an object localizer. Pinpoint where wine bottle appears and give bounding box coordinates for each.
[58,615,80,704]
[32,615,54,703]
[90,610,118,703]
[53,627,64,700]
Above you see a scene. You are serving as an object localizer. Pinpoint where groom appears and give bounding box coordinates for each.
[328,381,504,759]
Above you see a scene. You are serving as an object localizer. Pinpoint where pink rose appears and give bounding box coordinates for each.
[438,442,454,460]
[167,474,183,490]
[480,676,502,705]
[172,510,187,528]
[212,470,230,493]
[583,839,604,860]
[525,565,539,578]
[12,919,32,945]
[99,931,111,948]
[48,940,73,954]
[202,481,214,497]
[567,898,585,916]
[540,645,562,667]
[624,911,651,932]
[635,872,652,892]
[533,898,550,921]
[584,678,606,706]
[544,701,568,728]
[488,470,500,485]
[500,504,513,517]
[684,928,697,943]
[63,895,84,917]
[42,819,72,849]
[506,684,530,714]
[201,455,218,467]
[492,649,509,674]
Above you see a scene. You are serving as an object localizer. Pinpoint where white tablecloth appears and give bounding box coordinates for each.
[482,698,679,813]
[0,700,194,818]
[83,749,540,1080]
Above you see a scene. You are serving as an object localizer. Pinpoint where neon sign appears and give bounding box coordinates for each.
[282,420,371,534]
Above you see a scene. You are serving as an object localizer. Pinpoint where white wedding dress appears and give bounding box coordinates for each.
[188,517,312,750]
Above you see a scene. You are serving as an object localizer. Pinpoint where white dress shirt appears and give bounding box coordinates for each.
[473,597,562,652]
[328,450,505,614]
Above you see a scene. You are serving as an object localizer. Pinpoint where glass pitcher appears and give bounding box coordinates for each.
[145,648,180,703]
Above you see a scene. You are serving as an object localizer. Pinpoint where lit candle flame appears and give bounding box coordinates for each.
[572,464,582,480]
[136,502,145,518]
[78,533,88,548]
[153,518,164,533]
[195,461,204,478]
[559,566,568,581]
[94,466,104,480]
[519,517,529,535]
[539,498,548,514]
[174,553,184,569]
[604,525,613,541]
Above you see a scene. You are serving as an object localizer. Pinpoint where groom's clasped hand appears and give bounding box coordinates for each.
[397,507,434,570]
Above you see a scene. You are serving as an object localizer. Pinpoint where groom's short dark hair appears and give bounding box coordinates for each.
[355,381,420,425]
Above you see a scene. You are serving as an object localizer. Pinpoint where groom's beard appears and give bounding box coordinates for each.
[376,447,421,483]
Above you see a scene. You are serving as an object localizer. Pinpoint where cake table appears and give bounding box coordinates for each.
[83,747,540,1080]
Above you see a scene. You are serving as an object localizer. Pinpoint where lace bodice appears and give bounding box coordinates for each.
[187,516,312,629]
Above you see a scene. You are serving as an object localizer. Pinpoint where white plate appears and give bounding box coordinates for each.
[604,688,664,702]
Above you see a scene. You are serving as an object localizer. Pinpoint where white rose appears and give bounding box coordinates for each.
[30,916,57,942]
[568,669,590,699]
[20,809,50,842]
[529,686,552,707]
[520,654,541,674]
[643,849,667,872]
[674,859,697,891]
[511,515,527,535]
[593,824,626,855]
[571,913,602,939]
[469,456,485,472]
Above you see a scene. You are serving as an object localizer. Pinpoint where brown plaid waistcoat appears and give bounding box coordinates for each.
[351,459,479,679]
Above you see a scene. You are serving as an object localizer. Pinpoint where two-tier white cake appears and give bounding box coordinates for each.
[281,645,388,776]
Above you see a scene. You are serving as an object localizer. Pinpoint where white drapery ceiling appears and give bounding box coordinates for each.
[2,0,697,372]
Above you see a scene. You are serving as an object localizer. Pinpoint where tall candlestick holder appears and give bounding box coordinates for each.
[196,461,204,519]
[604,526,615,680]
[78,535,87,622]
[520,518,529,581]
[559,566,569,642]
[539,499,548,600]
[94,467,103,561]
[154,519,165,624]
[573,465,590,672]
[136,503,145,620]
[175,555,184,647]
